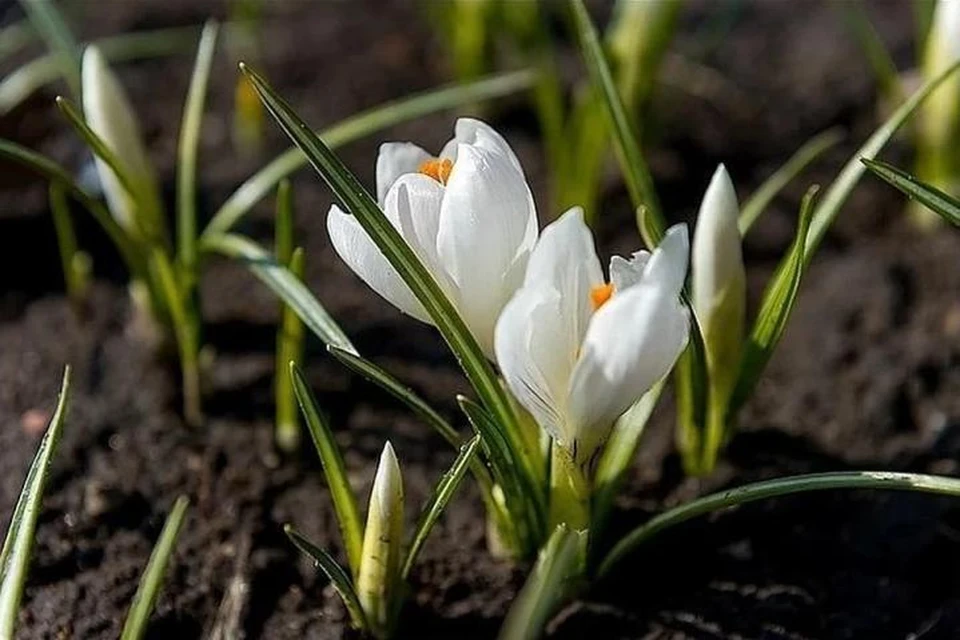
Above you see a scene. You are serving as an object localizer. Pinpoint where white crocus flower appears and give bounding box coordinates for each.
[495,208,690,465]
[327,118,537,357]
[81,46,160,233]
[691,164,745,405]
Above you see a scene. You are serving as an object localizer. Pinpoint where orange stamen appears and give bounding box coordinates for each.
[590,283,614,311]
[418,158,454,185]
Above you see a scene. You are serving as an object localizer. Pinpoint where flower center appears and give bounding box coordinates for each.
[590,283,614,311]
[418,158,454,185]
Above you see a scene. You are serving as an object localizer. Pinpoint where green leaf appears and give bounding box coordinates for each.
[241,63,540,500]
[592,380,664,536]
[17,0,80,97]
[739,127,843,234]
[284,525,368,631]
[569,0,664,248]
[0,138,141,275]
[275,247,305,452]
[200,232,355,353]
[120,495,190,640]
[0,21,35,64]
[598,470,960,578]
[290,363,364,575]
[176,21,219,282]
[862,158,960,226]
[202,69,534,238]
[727,186,818,421]
[327,345,460,448]
[498,525,585,640]
[0,366,71,638]
[838,1,905,107]
[805,59,960,262]
[0,25,201,116]
[402,435,480,579]
[48,181,89,310]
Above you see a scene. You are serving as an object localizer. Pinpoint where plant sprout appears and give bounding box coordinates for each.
[844,0,960,228]
[285,363,479,639]
[0,19,533,430]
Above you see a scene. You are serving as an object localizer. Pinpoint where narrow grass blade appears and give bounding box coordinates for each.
[402,435,480,579]
[120,495,190,640]
[0,366,71,639]
[0,25,202,116]
[176,21,219,282]
[202,69,534,238]
[592,381,664,535]
[599,470,960,578]
[498,525,585,640]
[290,363,364,574]
[241,63,537,493]
[739,127,843,234]
[201,232,355,353]
[727,186,817,421]
[276,248,305,452]
[48,182,90,311]
[0,21,34,63]
[18,0,80,96]
[862,158,960,226]
[838,1,905,106]
[0,139,141,274]
[327,346,460,448]
[458,396,542,555]
[569,0,664,247]
[284,525,368,631]
[804,59,960,262]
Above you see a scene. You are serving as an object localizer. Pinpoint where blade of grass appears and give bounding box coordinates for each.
[569,0,664,247]
[120,495,190,640]
[274,181,304,451]
[739,127,843,234]
[177,21,219,285]
[201,232,354,352]
[804,59,960,262]
[0,25,203,116]
[290,363,364,574]
[0,366,71,638]
[838,0,905,106]
[401,435,480,579]
[284,525,368,630]
[498,525,585,640]
[0,21,34,62]
[862,158,960,225]
[599,470,960,578]
[49,181,90,312]
[727,186,817,422]
[202,69,534,238]
[0,139,141,275]
[18,0,80,96]
[241,63,541,501]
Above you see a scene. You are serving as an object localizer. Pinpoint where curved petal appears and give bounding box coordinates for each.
[609,251,650,291]
[376,142,432,205]
[385,174,446,278]
[643,223,689,296]
[327,204,431,324]
[523,207,603,353]
[440,118,524,174]
[566,279,690,461]
[495,286,576,443]
[436,144,536,354]
[81,46,156,230]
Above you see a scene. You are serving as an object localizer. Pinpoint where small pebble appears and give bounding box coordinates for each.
[20,409,50,437]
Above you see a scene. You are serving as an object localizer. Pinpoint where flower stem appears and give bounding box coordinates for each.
[548,444,591,533]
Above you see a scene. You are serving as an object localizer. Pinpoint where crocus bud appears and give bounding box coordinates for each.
[81,46,160,235]
[692,164,746,407]
[357,442,404,635]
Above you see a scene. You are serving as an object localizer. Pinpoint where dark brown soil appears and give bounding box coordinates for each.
[2,0,960,638]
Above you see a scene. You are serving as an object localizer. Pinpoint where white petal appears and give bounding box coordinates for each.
[644,223,689,297]
[81,46,156,230]
[385,174,446,278]
[327,204,432,324]
[440,118,524,175]
[567,275,690,460]
[692,165,744,322]
[375,142,431,205]
[495,286,577,443]
[930,0,960,64]
[436,144,536,355]
[610,251,650,291]
[523,207,603,351]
